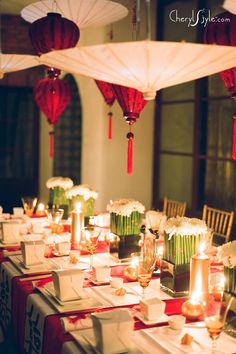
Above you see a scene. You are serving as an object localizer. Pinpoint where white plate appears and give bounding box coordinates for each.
[70,328,143,354]
[89,277,111,286]
[134,311,169,325]
[36,286,104,313]
[20,259,47,269]
[0,240,20,247]
[43,282,88,306]
[52,251,70,257]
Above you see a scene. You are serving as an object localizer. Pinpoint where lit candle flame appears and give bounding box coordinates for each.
[37,203,45,212]
[75,202,82,212]
[219,275,225,288]
[131,256,139,268]
[157,245,164,257]
[199,242,206,254]
[190,291,202,304]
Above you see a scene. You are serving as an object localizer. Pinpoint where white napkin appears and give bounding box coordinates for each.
[61,316,92,333]
[91,285,140,307]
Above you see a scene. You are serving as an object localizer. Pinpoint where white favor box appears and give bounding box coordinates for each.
[0,221,21,243]
[140,297,166,321]
[52,269,84,302]
[93,266,111,282]
[13,207,24,217]
[92,309,134,354]
[21,240,45,266]
[55,241,71,255]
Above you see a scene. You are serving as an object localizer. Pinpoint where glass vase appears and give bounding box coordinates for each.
[223,267,236,338]
[160,233,204,297]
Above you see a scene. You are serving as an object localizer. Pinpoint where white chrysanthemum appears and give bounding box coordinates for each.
[65,184,98,200]
[146,210,167,230]
[107,198,145,216]
[164,216,208,239]
[46,177,73,190]
[219,240,236,268]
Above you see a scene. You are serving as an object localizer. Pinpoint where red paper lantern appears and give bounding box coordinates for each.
[30,12,79,158]
[29,12,80,55]
[111,84,147,174]
[95,80,116,139]
[204,11,236,159]
[34,74,71,158]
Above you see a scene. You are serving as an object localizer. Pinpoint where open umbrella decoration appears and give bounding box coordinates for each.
[0,54,39,79]
[95,80,116,139]
[204,11,236,159]
[21,0,128,29]
[39,40,236,172]
[223,0,236,14]
[111,84,147,174]
[39,40,236,100]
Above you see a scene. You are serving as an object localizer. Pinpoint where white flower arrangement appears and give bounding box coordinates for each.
[65,184,98,200]
[46,177,73,190]
[107,198,145,217]
[219,241,236,268]
[164,216,208,239]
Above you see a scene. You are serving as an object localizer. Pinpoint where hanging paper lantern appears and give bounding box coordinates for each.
[29,12,80,55]
[34,73,72,158]
[95,80,116,139]
[29,12,77,158]
[204,11,236,159]
[111,84,147,174]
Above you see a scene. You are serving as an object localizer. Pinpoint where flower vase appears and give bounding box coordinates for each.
[110,211,142,259]
[160,232,204,297]
[49,187,69,219]
[69,196,95,226]
[223,267,236,338]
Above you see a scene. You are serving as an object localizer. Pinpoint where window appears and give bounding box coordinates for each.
[0,86,39,212]
[153,0,236,217]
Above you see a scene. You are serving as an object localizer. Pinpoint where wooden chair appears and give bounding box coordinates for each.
[202,204,234,245]
[163,197,187,218]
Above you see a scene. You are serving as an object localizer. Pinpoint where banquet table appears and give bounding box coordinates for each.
[0,235,236,354]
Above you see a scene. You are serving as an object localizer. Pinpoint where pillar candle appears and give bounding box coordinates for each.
[71,203,84,249]
[36,203,46,216]
[189,245,210,303]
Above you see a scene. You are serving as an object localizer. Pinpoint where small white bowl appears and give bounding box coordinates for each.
[168,315,185,330]
[110,277,124,288]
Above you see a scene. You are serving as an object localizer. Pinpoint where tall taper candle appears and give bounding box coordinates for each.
[71,203,84,249]
[189,243,210,303]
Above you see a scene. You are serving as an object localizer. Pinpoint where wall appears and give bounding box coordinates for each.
[39,0,157,212]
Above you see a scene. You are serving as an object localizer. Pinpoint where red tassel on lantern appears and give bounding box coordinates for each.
[111,84,147,174]
[205,11,236,159]
[233,114,236,160]
[108,112,113,140]
[49,131,54,159]
[127,130,134,174]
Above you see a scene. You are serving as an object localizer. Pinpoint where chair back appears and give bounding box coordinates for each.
[202,204,234,244]
[163,197,187,218]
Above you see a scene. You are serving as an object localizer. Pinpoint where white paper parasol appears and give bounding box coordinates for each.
[0,54,40,79]
[21,0,128,28]
[39,40,236,100]
[223,0,236,14]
